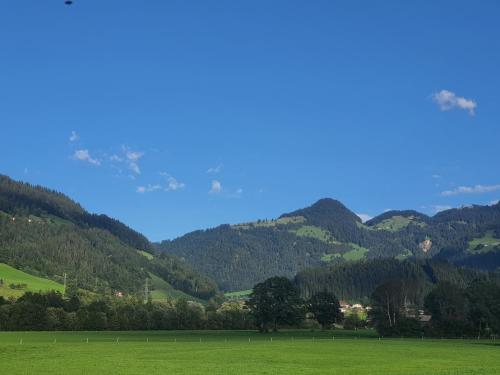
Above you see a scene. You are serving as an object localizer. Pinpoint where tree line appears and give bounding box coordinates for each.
[2,272,500,338]
[371,279,500,338]
[0,292,253,331]
[0,279,347,333]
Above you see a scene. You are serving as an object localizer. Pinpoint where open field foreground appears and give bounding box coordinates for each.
[0,331,499,375]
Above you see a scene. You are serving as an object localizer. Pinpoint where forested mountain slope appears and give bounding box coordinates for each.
[0,175,218,300]
[157,199,500,291]
[294,258,500,302]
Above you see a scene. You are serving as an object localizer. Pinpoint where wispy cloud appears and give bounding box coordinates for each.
[74,149,100,166]
[432,174,441,179]
[432,90,477,115]
[207,164,222,174]
[161,172,185,191]
[441,184,500,196]
[489,200,499,206]
[356,213,373,223]
[136,184,161,194]
[123,147,144,174]
[209,180,222,194]
[109,154,123,162]
[69,131,79,142]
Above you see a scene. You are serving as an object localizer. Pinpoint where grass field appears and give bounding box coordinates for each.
[292,225,336,243]
[148,272,197,302]
[343,243,369,261]
[0,263,64,298]
[371,215,427,232]
[468,230,500,253]
[0,330,498,374]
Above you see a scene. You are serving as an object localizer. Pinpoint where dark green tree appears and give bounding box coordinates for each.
[424,282,470,337]
[371,279,421,337]
[308,291,342,329]
[466,281,500,337]
[247,277,304,332]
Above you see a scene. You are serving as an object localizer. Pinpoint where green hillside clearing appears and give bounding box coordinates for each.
[292,225,337,243]
[149,273,197,302]
[137,250,154,260]
[468,231,500,253]
[0,263,64,298]
[372,215,426,232]
[343,244,369,261]
[224,289,252,299]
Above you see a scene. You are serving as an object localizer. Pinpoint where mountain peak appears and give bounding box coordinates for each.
[280,198,361,224]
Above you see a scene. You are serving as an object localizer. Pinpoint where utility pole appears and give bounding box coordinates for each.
[63,273,67,296]
[144,278,149,304]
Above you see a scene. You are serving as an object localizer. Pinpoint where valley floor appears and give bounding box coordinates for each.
[0,330,498,374]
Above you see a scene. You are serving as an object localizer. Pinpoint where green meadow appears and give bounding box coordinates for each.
[468,230,500,253]
[0,263,64,299]
[0,330,498,375]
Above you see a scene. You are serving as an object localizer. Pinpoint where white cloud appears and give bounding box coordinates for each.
[431,205,452,214]
[166,177,185,191]
[207,164,222,174]
[110,154,123,162]
[432,90,477,115]
[136,184,161,194]
[432,174,441,179]
[74,149,100,166]
[158,172,186,192]
[356,213,373,223]
[126,150,144,162]
[490,200,499,206]
[123,147,144,174]
[441,184,500,196]
[209,180,222,194]
[69,131,79,142]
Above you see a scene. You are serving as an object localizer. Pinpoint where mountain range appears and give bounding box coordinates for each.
[157,198,500,291]
[1,173,499,300]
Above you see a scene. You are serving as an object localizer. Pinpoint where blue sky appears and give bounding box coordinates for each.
[1,1,499,241]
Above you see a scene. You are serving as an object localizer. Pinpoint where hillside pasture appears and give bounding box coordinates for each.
[468,230,500,253]
[0,263,64,299]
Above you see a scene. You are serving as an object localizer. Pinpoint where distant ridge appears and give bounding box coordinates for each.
[158,198,500,291]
